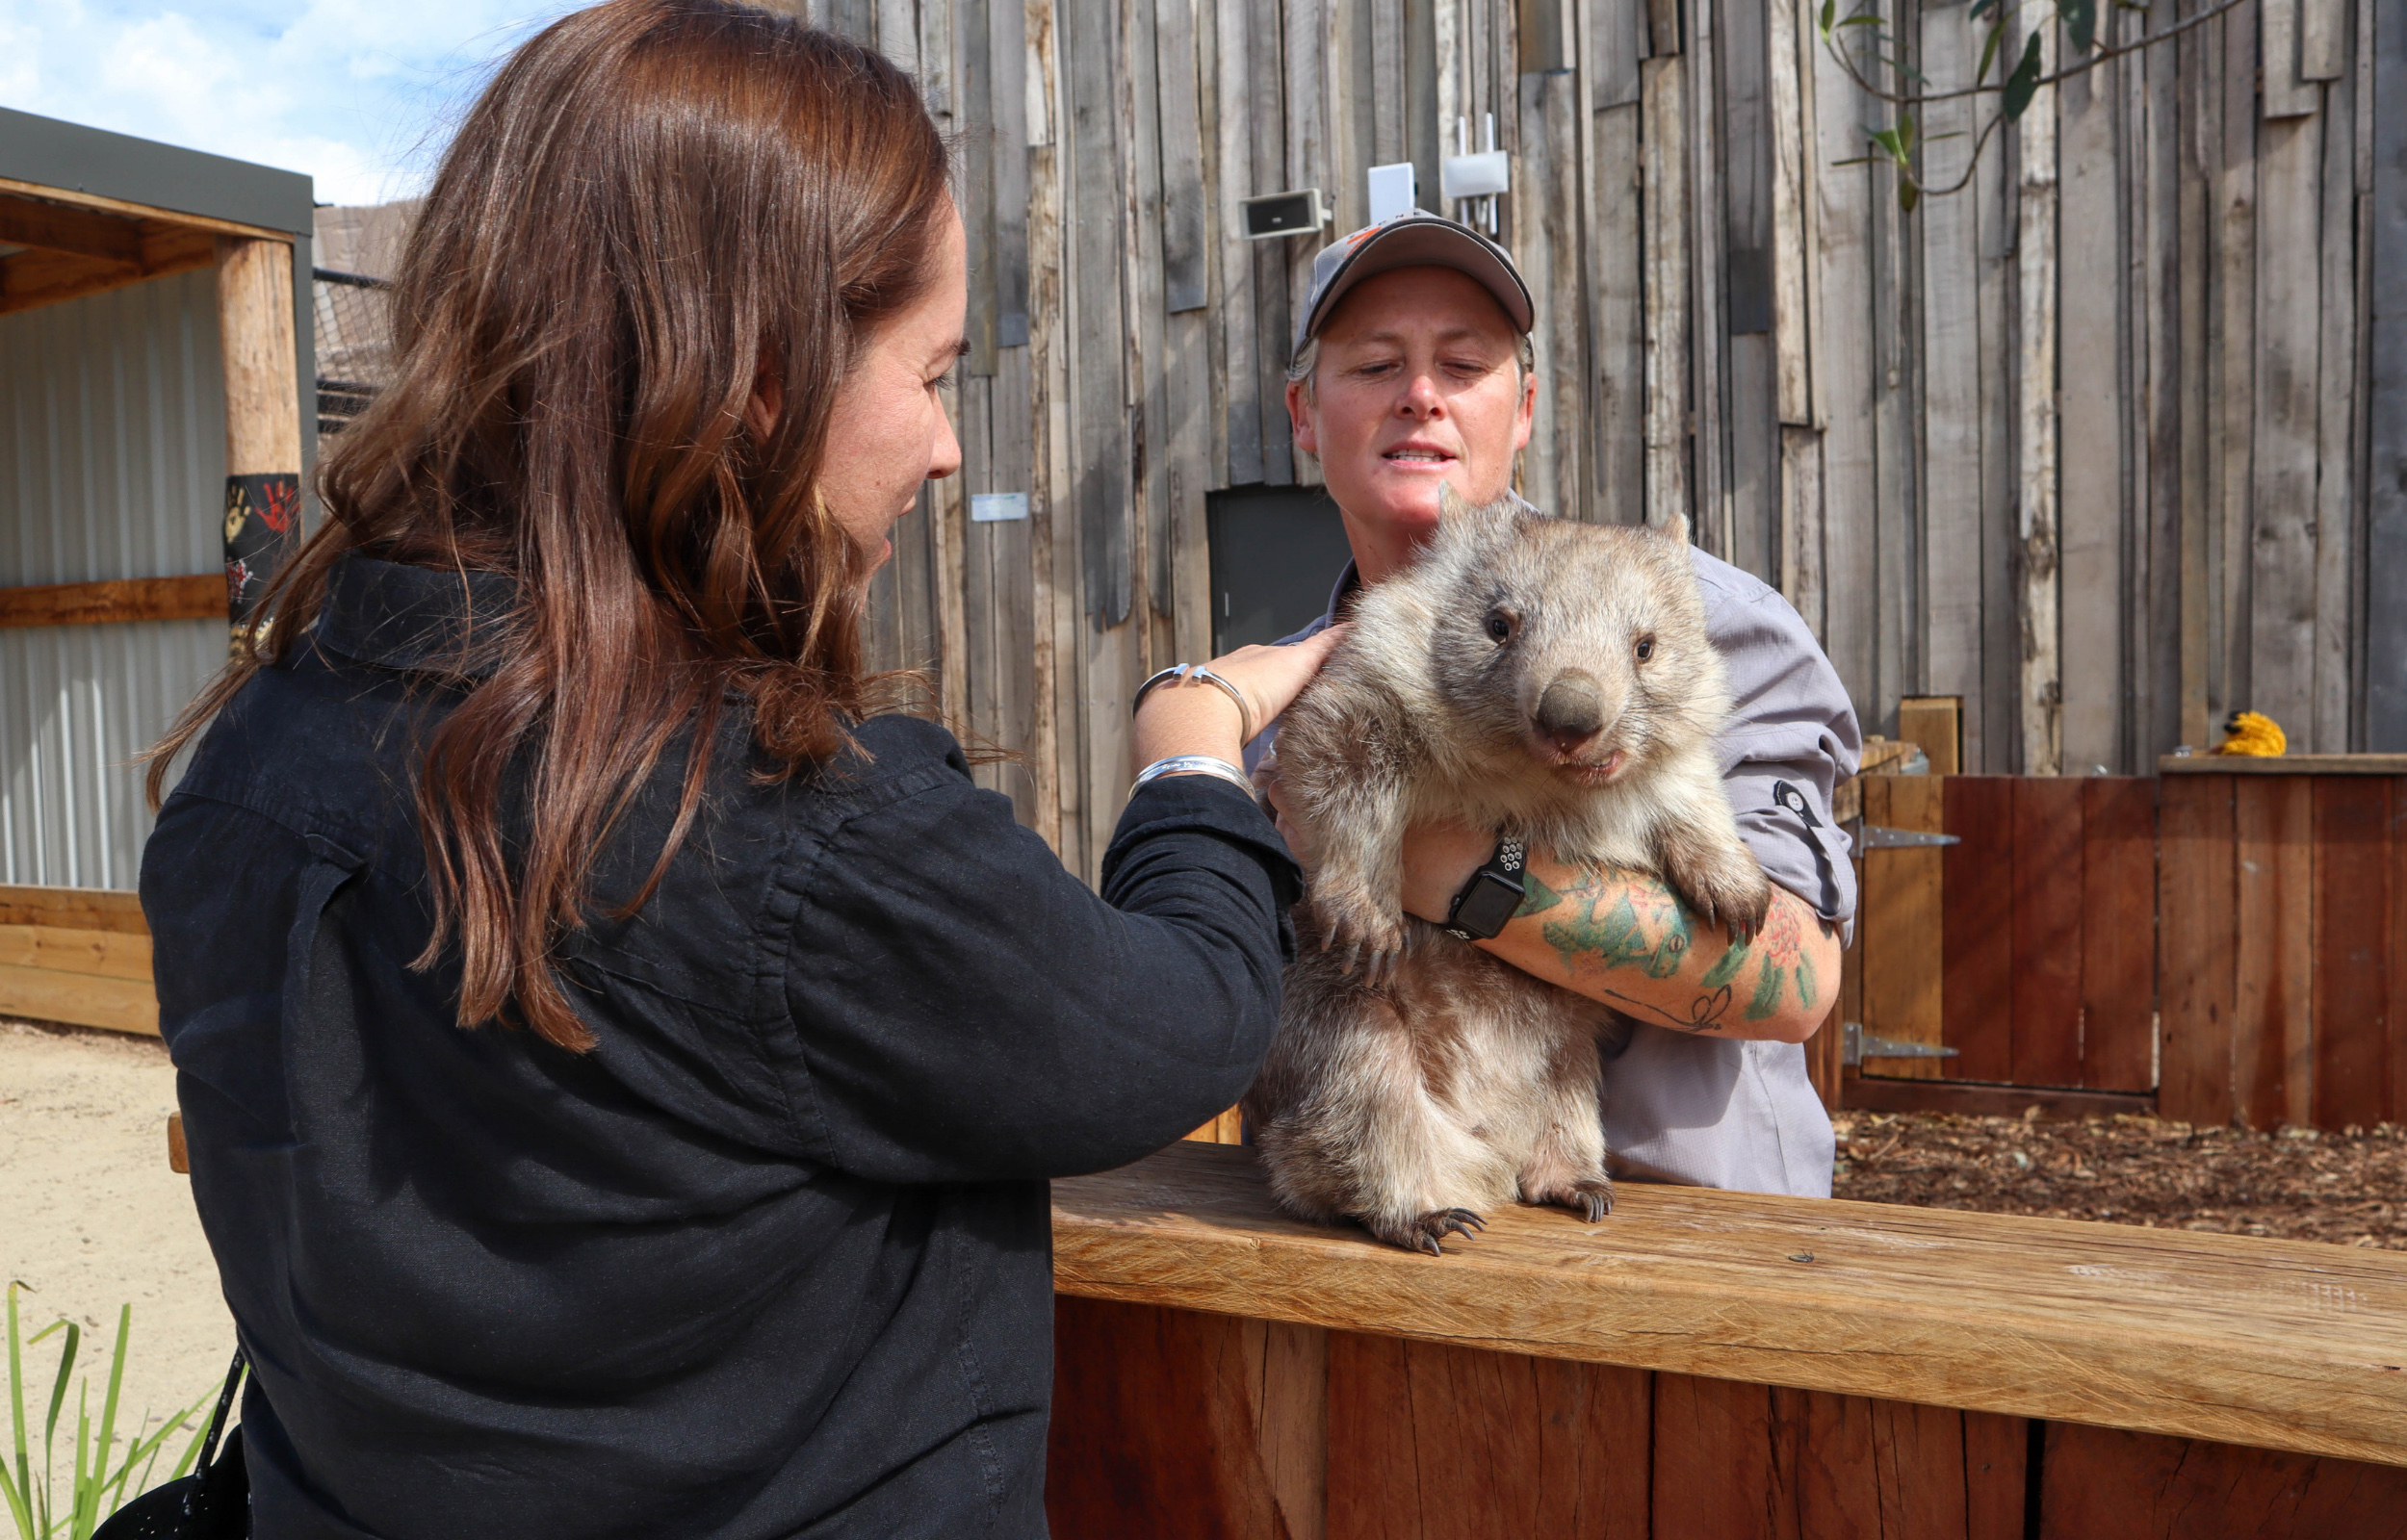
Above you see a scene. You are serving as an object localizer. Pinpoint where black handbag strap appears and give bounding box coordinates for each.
[196,1348,247,1474]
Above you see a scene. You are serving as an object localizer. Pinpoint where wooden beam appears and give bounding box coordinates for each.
[1053,1142,2407,1467]
[0,240,216,318]
[0,923,152,982]
[2161,755,2407,775]
[0,575,223,630]
[0,192,142,265]
[0,176,294,244]
[218,237,304,626]
[0,885,150,935]
[1839,1075,2153,1121]
[0,962,156,1036]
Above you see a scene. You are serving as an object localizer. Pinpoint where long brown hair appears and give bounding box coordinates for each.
[148,0,953,1051]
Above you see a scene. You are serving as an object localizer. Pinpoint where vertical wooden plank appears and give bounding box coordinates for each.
[1025,0,1076,862]
[1214,0,1263,486]
[2233,774,2314,1127]
[1157,0,1208,316]
[1279,0,1326,490]
[2300,0,2343,81]
[1767,0,1809,432]
[1973,30,2016,774]
[1641,55,1692,531]
[2211,1,2259,731]
[1777,1386,1881,1537]
[1652,1372,1777,1539]
[1592,101,1644,526]
[2057,52,2125,774]
[2312,49,2357,752]
[2080,777,2160,1092]
[2248,111,2323,742]
[2393,779,2407,1122]
[2262,0,2320,117]
[2373,0,2407,749]
[2038,1422,2407,1539]
[1866,1398,1973,1540]
[1124,0,1175,667]
[2175,1,2213,751]
[2158,772,2237,1125]
[2015,13,2062,775]
[1898,697,1963,776]
[1961,1410,2030,1540]
[1686,0,1730,559]
[1809,25,1877,723]
[2141,4,2187,761]
[1046,1298,1299,1540]
[1325,1331,1413,1540]
[2009,777,2085,1089]
[1943,777,2018,1084]
[992,0,1031,349]
[1251,0,1295,485]
[1720,0,1775,581]
[1863,776,1946,1079]
[1777,425,1824,640]
[2311,778,2390,1128]
[1917,0,1982,757]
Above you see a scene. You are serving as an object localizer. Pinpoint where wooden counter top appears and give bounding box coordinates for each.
[2159,753,2407,773]
[1051,1142,2407,1467]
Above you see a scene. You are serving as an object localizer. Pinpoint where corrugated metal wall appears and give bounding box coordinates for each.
[0,269,227,889]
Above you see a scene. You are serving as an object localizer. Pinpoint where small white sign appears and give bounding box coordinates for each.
[1366,162,1416,224]
[971,492,1029,524]
[1440,150,1511,201]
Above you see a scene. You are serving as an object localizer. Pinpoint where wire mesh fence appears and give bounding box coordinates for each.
[312,269,394,437]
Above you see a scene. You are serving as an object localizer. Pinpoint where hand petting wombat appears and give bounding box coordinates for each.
[1243,488,1773,1255]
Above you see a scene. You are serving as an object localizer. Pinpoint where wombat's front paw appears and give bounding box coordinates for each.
[1309,886,1409,982]
[1661,831,1775,942]
[1362,1207,1486,1256]
[1540,1177,1616,1223]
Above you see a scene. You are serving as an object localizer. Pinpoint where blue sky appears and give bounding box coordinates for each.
[0,1,592,204]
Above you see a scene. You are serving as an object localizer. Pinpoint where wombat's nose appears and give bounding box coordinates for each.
[1535,674,1607,755]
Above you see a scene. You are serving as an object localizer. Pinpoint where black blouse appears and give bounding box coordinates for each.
[141,555,1299,1539]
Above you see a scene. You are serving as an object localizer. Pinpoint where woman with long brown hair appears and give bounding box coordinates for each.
[140,4,1336,1533]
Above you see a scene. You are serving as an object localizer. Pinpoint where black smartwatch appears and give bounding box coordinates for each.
[1443,837,1528,941]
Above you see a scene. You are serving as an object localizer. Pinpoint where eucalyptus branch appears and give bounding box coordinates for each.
[1821,0,2250,109]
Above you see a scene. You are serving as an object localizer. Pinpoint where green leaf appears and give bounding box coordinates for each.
[1977,20,2006,84]
[1819,0,1835,37]
[2058,0,2097,54]
[1835,14,1883,27]
[1970,0,2001,16]
[1899,179,1921,214]
[2003,31,2046,119]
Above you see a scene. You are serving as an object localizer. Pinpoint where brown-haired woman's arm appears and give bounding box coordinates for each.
[775,717,1298,1184]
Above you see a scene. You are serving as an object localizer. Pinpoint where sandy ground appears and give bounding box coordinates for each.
[1,1018,236,1458]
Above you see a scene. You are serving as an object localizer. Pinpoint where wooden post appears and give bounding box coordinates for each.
[215,236,303,629]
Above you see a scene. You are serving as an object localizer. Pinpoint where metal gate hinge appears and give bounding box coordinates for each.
[1850,823,1962,850]
[1842,1021,1962,1066]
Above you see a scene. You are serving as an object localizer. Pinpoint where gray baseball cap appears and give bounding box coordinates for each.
[1294,210,1534,351]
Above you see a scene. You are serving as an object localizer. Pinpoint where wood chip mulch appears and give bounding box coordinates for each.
[1828,1110,2407,1249]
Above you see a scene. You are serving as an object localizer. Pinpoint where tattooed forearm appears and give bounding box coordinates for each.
[1512,865,1820,1031]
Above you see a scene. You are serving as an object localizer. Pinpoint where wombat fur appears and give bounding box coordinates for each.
[1243,489,1772,1255]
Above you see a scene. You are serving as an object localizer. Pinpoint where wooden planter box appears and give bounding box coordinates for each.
[1047,1142,2407,1539]
[0,884,155,1035]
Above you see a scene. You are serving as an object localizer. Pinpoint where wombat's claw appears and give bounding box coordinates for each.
[1570,1180,1616,1222]
[1365,1207,1487,1254]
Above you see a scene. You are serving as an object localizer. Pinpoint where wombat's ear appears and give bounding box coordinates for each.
[1647,508,1693,546]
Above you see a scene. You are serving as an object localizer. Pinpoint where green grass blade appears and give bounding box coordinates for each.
[89,1311,125,1510]
[41,1325,75,1453]
[68,1390,91,1540]
[5,1287,26,1536]
[0,1451,35,1540]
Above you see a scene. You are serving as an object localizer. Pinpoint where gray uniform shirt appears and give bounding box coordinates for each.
[1252,540,1862,1198]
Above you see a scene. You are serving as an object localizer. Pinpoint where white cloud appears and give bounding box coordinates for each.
[0,0,587,204]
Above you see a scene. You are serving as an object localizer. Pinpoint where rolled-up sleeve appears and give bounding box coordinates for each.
[777,763,1299,1186]
[1700,569,1863,938]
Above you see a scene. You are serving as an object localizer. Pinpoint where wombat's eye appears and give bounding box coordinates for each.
[1485,611,1513,643]
[1635,636,1656,662]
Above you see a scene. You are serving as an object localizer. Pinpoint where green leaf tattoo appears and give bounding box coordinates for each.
[1516,872,1566,918]
[1540,883,1692,981]
[1746,963,1788,1021]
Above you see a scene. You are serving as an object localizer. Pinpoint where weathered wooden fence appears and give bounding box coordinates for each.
[765,0,2407,886]
[1834,759,2407,1130]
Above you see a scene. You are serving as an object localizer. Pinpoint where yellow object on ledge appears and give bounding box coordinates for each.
[2211,709,2288,757]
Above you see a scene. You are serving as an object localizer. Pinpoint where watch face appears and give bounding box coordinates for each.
[1452,869,1525,938]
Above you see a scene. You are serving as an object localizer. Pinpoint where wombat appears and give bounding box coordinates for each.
[1243,489,1773,1254]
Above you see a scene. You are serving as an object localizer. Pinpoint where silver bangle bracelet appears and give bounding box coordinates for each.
[1131,755,1256,799]
[1132,663,1257,745]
